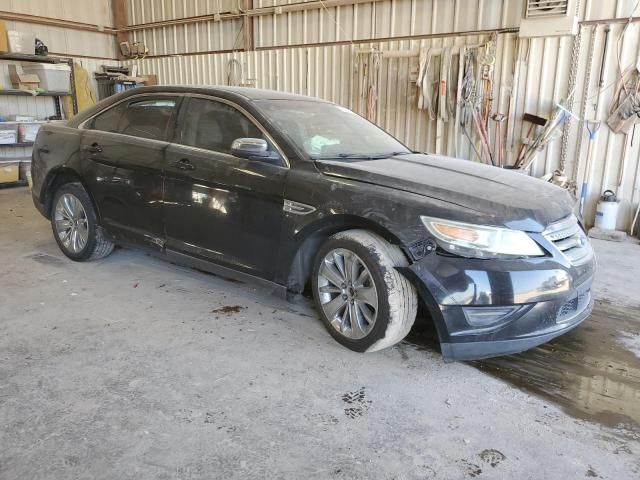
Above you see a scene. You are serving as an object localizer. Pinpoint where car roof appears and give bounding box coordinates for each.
[67,85,331,128]
[131,85,329,102]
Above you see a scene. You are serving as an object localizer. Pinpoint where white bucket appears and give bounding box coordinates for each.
[594,190,619,230]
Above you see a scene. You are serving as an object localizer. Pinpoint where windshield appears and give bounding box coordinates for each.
[254,100,411,159]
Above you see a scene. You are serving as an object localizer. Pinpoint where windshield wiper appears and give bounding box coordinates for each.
[314,153,399,160]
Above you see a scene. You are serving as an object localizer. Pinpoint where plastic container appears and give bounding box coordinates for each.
[0,124,18,144]
[22,64,71,92]
[7,31,35,54]
[95,78,138,100]
[594,190,620,231]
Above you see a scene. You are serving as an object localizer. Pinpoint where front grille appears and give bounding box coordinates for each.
[542,215,593,265]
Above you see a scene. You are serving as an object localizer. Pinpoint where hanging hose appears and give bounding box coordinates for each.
[365,52,380,122]
[579,121,601,216]
[417,47,436,119]
[227,58,243,86]
[366,85,377,122]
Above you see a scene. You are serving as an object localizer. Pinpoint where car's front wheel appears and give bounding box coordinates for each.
[51,182,114,261]
[311,229,418,352]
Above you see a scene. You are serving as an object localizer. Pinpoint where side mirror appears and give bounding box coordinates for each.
[231,138,270,158]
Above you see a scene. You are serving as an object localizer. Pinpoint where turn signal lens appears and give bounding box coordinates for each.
[420,216,545,259]
[431,223,480,243]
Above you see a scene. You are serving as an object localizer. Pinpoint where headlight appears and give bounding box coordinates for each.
[420,216,545,259]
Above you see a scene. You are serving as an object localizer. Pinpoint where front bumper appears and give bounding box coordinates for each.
[399,249,595,361]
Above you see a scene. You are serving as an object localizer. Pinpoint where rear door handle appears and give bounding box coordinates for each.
[172,158,196,171]
[83,142,103,154]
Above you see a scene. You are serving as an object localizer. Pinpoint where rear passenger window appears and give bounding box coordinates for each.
[179,98,268,155]
[89,97,177,141]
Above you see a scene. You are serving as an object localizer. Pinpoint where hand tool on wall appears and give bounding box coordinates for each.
[515,113,547,166]
[491,113,506,167]
[472,109,494,165]
[478,34,497,126]
[519,104,572,171]
[454,46,466,158]
[439,47,451,122]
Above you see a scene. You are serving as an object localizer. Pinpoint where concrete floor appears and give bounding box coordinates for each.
[1,186,639,480]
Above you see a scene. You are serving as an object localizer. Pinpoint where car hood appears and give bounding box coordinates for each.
[315,153,575,232]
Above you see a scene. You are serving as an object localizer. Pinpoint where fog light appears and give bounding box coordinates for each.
[462,306,520,327]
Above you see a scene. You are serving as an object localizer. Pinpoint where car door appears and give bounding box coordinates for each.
[163,95,288,280]
[81,94,180,247]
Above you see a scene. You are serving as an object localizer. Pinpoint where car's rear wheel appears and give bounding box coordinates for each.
[51,182,114,261]
[311,229,418,352]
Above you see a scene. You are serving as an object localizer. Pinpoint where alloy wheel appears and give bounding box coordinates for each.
[317,248,379,339]
[54,193,89,254]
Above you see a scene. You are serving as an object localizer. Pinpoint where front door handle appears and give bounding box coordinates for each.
[83,142,103,154]
[172,158,196,171]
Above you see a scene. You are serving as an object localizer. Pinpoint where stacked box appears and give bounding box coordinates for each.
[0,162,20,183]
[0,124,18,144]
[18,123,42,143]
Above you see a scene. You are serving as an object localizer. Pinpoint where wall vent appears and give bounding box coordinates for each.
[526,0,570,19]
[520,0,578,37]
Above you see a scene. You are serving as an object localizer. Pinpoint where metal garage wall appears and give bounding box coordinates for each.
[252,0,524,47]
[565,19,640,234]
[1,0,113,26]
[126,0,244,55]
[123,0,640,231]
[0,0,116,58]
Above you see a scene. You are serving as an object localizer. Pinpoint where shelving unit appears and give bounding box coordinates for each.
[0,53,78,185]
[0,142,34,147]
[0,89,71,97]
[0,52,79,117]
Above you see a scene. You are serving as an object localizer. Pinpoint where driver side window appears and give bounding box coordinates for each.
[179,98,269,155]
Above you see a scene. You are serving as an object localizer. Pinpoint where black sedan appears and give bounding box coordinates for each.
[31,86,595,360]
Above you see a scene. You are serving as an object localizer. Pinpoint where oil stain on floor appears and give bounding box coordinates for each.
[407,300,640,437]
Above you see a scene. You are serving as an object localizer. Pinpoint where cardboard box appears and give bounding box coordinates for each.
[0,162,20,183]
[139,74,158,86]
[0,20,8,53]
[8,65,40,90]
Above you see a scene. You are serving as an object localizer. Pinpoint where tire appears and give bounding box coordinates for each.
[51,182,114,261]
[311,229,418,352]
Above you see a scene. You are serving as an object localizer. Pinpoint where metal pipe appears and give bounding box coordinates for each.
[598,26,611,88]
[138,28,517,60]
[0,10,117,34]
[580,16,640,26]
[121,0,385,33]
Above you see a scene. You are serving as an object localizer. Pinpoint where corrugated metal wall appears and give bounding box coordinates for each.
[126,0,243,55]
[0,0,116,58]
[121,0,640,231]
[252,0,524,47]
[1,0,113,26]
